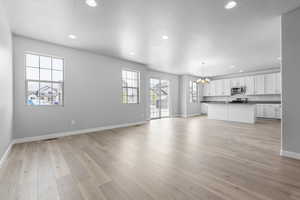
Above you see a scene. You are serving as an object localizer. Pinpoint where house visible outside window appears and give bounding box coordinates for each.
[189,80,198,103]
[25,53,64,106]
[122,70,140,104]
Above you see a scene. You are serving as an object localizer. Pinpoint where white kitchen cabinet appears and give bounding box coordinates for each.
[274,104,282,119]
[230,77,245,88]
[202,72,281,97]
[254,75,265,95]
[213,80,220,96]
[201,103,208,114]
[239,77,246,87]
[245,76,255,95]
[264,104,277,118]
[215,80,223,96]
[275,73,281,94]
[203,83,210,96]
[218,80,224,96]
[264,73,276,94]
[230,78,238,88]
[256,104,282,119]
[224,79,231,96]
[210,81,216,96]
[256,104,265,117]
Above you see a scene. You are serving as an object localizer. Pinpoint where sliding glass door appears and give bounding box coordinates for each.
[150,78,170,119]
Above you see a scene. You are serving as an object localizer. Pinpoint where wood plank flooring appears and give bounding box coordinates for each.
[1,116,300,200]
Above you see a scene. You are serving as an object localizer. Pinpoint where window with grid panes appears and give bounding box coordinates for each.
[25,53,64,106]
[189,80,198,103]
[122,70,140,104]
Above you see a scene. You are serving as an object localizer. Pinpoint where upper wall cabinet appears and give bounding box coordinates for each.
[254,75,265,95]
[264,73,277,94]
[245,76,255,95]
[224,79,231,96]
[230,77,245,88]
[203,83,210,96]
[202,72,281,97]
[275,73,281,94]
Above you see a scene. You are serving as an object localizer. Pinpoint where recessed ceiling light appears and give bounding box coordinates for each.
[86,0,98,7]
[68,34,77,39]
[162,35,169,40]
[130,52,135,55]
[239,69,243,73]
[230,65,236,68]
[225,1,237,9]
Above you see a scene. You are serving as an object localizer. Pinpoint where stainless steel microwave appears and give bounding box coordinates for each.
[231,87,246,96]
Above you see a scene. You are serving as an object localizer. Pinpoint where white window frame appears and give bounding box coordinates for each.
[122,69,140,104]
[24,52,65,106]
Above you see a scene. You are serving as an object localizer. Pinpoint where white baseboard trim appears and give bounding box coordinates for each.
[0,142,14,168]
[280,150,300,160]
[0,121,147,168]
[13,121,147,144]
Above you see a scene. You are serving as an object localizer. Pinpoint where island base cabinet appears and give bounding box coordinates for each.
[208,104,256,124]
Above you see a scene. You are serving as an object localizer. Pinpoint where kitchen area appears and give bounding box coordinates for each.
[200,71,281,123]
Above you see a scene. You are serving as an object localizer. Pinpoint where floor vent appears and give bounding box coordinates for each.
[43,138,59,142]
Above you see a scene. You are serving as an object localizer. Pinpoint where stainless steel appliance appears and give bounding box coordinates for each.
[231,87,246,96]
[230,98,248,103]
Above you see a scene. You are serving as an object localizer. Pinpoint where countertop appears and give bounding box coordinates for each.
[201,101,281,105]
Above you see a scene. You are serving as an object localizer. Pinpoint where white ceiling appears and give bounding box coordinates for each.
[4,0,300,76]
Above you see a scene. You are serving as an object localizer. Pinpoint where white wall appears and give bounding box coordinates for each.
[0,1,13,158]
[146,70,180,119]
[282,7,300,155]
[179,75,203,117]
[13,36,148,139]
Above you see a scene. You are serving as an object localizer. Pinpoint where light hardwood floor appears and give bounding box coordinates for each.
[1,116,300,200]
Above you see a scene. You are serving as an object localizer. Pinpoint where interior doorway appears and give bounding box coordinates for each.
[150,78,170,119]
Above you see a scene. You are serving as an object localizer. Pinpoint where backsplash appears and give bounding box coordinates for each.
[203,94,281,102]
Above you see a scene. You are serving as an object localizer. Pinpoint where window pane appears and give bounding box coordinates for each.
[128,88,133,96]
[132,88,137,96]
[26,54,39,67]
[40,69,52,81]
[132,79,137,87]
[122,70,127,79]
[122,70,139,104]
[52,58,63,70]
[123,95,127,104]
[25,53,64,106]
[39,82,52,105]
[53,70,63,82]
[40,56,51,69]
[26,67,39,80]
[133,72,137,79]
[52,83,63,105]
[123,88,127,96]
[128,96,134,103]
[122,80,127,87]
[27,81,39,105]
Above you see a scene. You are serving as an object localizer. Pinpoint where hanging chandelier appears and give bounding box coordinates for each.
[196,62,211,84]
[197,77,211,84]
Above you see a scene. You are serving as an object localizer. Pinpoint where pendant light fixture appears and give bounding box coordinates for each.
[197,62,211,84]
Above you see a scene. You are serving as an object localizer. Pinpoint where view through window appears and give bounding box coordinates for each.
[25,53,64,106]
[189,80,198,103]
[122,70,140,104]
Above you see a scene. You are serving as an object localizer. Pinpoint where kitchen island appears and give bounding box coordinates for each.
[206,102,256,124]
